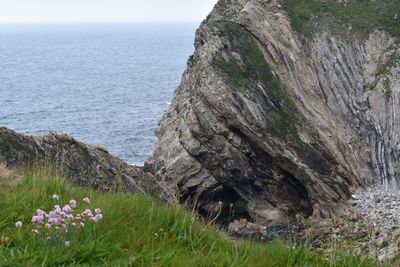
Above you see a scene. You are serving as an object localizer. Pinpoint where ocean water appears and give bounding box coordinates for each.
[0,23,198,165]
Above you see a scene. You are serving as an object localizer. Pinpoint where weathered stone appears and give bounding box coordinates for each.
[146,0,400,227]
[3,3,400,260]
[0,127,170,200]
[355,230,368,239]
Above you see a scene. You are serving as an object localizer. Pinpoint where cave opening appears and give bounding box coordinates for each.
[182,184,252,227]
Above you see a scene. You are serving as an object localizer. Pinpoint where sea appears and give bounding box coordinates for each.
[0,23,198,165]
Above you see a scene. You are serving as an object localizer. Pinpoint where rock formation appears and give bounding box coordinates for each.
[146,0,400,226]
[0,127,169,199]
[2,0,400,229]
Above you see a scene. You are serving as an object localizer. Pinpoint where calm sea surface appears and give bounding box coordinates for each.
[0,23,198,165]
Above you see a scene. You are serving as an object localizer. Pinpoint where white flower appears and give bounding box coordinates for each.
[52,194,60,201]
[15,221,23,228]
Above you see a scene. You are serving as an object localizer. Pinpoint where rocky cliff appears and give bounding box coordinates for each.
[0,128,169,199]
[1,0,399,230]
[146,0,400,226]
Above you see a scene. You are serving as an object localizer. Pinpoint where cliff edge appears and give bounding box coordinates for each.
[146,0,400,226]
[0,127,169,200]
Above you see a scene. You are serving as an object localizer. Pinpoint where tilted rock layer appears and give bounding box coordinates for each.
[146,0,400,226]
[0,128,168,199]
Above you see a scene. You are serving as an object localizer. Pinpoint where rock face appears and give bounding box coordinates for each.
[146,0,400,226]
[2,0,399,229]
[0,127,168,199]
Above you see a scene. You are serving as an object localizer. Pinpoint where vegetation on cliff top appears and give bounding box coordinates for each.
[281,0,400,37]
[0,164,383,266]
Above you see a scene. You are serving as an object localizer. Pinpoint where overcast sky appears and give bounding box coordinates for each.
[0,0,218,23]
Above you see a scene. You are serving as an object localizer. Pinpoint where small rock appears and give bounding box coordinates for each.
[355,230,368,239]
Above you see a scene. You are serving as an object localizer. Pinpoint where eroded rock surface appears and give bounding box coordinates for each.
[2,0,400,238]
[146,0,400,227]
[0,127,169,199]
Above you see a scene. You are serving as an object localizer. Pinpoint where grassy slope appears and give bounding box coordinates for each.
[281,0,400,37]
[0,166,381,266]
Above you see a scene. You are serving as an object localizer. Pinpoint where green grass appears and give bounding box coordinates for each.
[0,166,381,266]
[376,53,400,79]
[215,59,248,89]
[281,0,400,37]
[214,21,272,91]
[267,112,311,156]
[369,52,400,96]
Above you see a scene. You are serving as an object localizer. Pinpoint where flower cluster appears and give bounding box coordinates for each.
[15,194,103,246]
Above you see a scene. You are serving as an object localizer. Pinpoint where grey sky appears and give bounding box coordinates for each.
[0,0,219,23]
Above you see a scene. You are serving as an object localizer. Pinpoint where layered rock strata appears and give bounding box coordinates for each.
[0,127,169,199]
[146,0,400,226]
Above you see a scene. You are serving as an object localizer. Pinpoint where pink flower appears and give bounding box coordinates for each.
[45,223,52,229]
[49,217,61,224]
[95,214,103,221]
[52,194,60,201]
[94,208,102,214]
[54,205,61,213]
[31,215,44,224]
[70,199,77,208]
[49,211,59,218]
[36,209,45,216]
[90,214,103,223]
[15,221,22,228]
[83,197,90,204]
[62,205,72,214]
[65,241,70,247]
[82,209,93,217]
